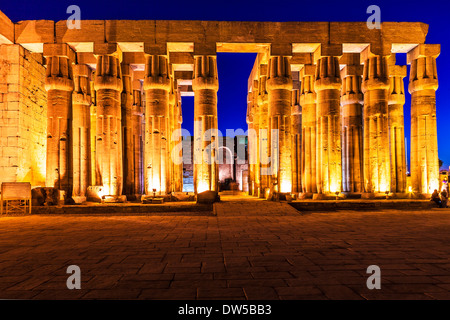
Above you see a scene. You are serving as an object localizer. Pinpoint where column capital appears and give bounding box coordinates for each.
[361,55,390,93]
[143,54,171,91]
[192,55,219,91]
[267,56,293,91]
[73,64,92,106]
[408,45,439,93]
[291,89,301,115]
[314,56,341,92]
[299,65,316,106]
[407,44,440,64]
[93,54,122,91]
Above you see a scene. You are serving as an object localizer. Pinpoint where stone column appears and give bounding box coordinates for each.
[291,89,302,194]
[132,80,144,196]
[90,77,98,186]
[408,44,440,195]
[168,77,176,193]
[246,94,255,196]
[300,65,317,195]
[173,96,184,192]
[340,54,364,193]
[121,63,134,199]
[314,55,342,195]
[192,55,219,194]
[72,64,92,203]
[44,44,74,201]
[144,55,171,195]
[252,80,261,197]
[361,52,391,194]
[267,56,293,194]
[256,67,270,197]
[388,64,407,193]
[94,53,123,197]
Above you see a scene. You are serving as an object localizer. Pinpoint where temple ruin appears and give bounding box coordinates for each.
[0,9,441,202]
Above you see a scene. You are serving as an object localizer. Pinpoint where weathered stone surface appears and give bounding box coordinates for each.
[31,187,59,206]
[196,190,220,204]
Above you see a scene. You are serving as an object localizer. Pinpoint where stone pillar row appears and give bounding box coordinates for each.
[247,44,440,197]
[43,47,185,202]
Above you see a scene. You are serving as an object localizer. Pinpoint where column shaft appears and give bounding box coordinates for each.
[291,89,302,193]
[315,56,342,194]
[94,54,123,196]
[132,81,144,195]
[72,64,92,203]
[45,55,74,199]
[267,56,293,194]
[192,55,219,194]
[257,72,270,197]
[144,55,171,195]
[121,64,134,198]
[361,55,391,193]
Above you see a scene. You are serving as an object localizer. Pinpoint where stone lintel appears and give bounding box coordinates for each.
[340,65,363,78]
[174,71,193,81]
[167,42,194,52]
[193,42,216,56]
[144,43,167,56]
[123,52,145,65]
[94,42,121,56]
[319,44,343,58]
[407,44,440,64]
[270,43,292,56]
[43,43,76,61]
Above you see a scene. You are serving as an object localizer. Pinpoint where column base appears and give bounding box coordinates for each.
[299,192,314,199]
[101,195,127,203]
[72,196,87,204]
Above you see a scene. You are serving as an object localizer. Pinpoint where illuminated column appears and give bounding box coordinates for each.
[408,44,440,195]
[192,55,219,194]
[361,52,391,194]
[173,96,184,192]
[256,66,270,197]
[144,55,171,195]
[291,89,302,193]
[90,77,98,186]
[315,55,342,194]
[132,80,144,196]
[44,44,74,199]
[72,64,92,203]
[168,77,176,193]
[340,54,364,193]
[300,65,317,195]
[267,56,293,194]
[252,80,261,197]
[94,52,123,197]
[246,94,255,196]
[388,63,407,193]
[121,62,134,198]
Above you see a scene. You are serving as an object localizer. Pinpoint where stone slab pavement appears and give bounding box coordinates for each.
[0,196,449,300]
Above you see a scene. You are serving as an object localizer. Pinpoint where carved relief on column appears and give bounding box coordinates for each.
[44,44,74,201]
[121,62,134,198]
[132,79,144,196]
[90,77,98,186]
[340,54,364,193]
[252,79,261,197]
[267,56,293,194]
[388,63,407,193]
[168,77,176,193]
[143,55,171,195]
[291,89,302,194]
[192,55,219,194]
[314,55,342,195]
[246,93,255,196]
[300,65,317,195]
[408,44,440,195]
[173,95,184,193]
[361,52,391,194]
[94,53,123,197]
[72,64,92,203]
[256,65,270,197]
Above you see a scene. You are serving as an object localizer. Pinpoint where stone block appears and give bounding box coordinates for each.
[196,191,220,204]
[15,20,54,44]
[31,187,59,206]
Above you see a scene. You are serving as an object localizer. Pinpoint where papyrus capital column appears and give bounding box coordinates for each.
[192,55,219,194]
[408,44,440,195]
[267,55,293,194]
[388,63,407,193]
[256,66,270,197]
[314,48,342,195]
[300,65,317,195]
[93,45,123,197]
[143,54,171,195]
[340,53,364,193]
[291,88,302,194]
[43,44,75,200]
[131,79,144,196]
[361,50,391,194]
[72,64,92,203]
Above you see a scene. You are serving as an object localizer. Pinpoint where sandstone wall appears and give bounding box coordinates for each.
[0,44,47,187]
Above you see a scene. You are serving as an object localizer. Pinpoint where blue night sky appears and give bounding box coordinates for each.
[1,0,449,168]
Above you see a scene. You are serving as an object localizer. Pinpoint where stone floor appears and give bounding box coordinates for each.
[0,195,449,300]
